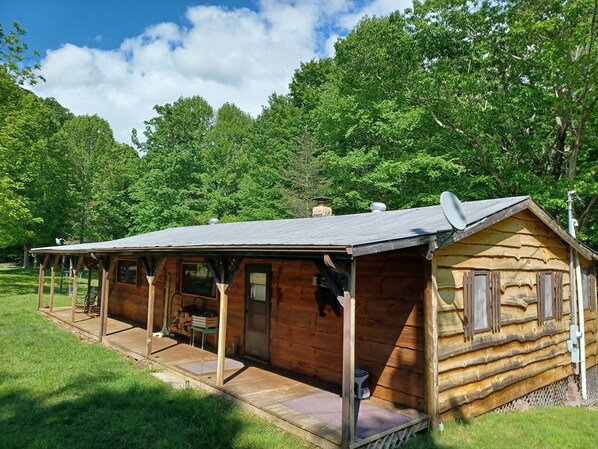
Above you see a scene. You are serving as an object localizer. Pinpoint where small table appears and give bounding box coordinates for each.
[190,326,218,349]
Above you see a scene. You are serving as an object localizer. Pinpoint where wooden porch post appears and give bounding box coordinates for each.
[37,255,50,309]
[423,258,439,427]
[142,257,166,358]
[97,257,112,341]
[49,256,60,312]
[216,274,229,386]
[146,274,156,358]
[341,259,356,449]
[207,257,241,387]
[70,256,84,322]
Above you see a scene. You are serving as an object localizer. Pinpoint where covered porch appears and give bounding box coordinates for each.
[43,306,429,448]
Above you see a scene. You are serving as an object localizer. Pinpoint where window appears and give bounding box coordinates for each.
[117,259,137,284]
[536,271,563,323]
[181,263,216,297]
[464,271,501,339]
[582,269,596,310]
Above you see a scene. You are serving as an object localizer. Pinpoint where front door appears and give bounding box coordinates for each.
[244,265,271,361]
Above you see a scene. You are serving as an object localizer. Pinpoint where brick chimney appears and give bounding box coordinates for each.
[311,196,333,217]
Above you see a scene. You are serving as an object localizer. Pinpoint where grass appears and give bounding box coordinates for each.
[0,265,311,449]
[402,406,598,449]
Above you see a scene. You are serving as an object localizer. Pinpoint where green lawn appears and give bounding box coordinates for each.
[403,405,598,449]
[1,265,597,449]
[0,266,311,449]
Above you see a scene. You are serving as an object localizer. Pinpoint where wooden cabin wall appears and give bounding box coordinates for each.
[226,254,427,410]
[225,259,345,385]
[108,257,166,331]
[435,210,596,420]
[355,252,426,411]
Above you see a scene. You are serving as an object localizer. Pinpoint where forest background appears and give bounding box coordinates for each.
[1,0,596,266]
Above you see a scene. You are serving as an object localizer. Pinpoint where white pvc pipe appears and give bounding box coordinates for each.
[568,191,586,399]
[574,252,587,399]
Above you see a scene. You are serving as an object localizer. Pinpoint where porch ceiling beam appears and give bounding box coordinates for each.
[351,235,432,257]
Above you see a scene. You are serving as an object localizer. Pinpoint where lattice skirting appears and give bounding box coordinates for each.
[494,365,598,414]
[360,420,429,449]
[579,364,598,403]
[493,377,569,413]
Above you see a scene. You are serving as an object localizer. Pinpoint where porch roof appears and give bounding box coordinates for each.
[30,196,597,260]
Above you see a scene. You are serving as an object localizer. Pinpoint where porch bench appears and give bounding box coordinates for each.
[190,326,218,350]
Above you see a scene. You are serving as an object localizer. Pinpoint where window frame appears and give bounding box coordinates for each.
[180,262,217,298]
[464,270,501,339]
[582,268,597,311]
[536,271,563,324]
[116,258,138,285]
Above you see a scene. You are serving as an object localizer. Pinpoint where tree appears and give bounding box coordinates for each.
[0,21,44,86]
[52,115,138,242]
[282,127,331,218]
[236,95,308,221]
[199,103,253,222]
[130,96,214,233]
[0,72,73,263]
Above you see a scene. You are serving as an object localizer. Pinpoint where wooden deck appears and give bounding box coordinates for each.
[43,307,429,448]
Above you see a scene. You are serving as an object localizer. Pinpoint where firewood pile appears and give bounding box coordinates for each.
[168,309,192,337]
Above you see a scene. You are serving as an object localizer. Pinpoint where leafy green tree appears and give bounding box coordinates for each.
[130,96,213,233]
[236,95,308,221]
[199,103,253,223]
[0,21,43,85]
[282,127,331,218]
[52,115,138,242]
[0,72,73,263]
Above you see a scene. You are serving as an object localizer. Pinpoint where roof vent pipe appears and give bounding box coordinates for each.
[370,202,387,213]
[208,218,219,225]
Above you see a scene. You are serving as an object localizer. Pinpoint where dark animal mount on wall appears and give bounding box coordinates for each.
[315,286,341,317]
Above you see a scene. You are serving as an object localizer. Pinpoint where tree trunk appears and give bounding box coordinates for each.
[23,244,31,268]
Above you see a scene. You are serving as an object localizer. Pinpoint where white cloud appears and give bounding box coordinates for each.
[32,1,411,144]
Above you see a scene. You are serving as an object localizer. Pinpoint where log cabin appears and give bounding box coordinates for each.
[31,195,597,448]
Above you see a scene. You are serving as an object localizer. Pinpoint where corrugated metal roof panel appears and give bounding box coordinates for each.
[32,196,530,254]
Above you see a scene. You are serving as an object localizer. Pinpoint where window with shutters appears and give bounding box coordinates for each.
[582,269,596,310]
[463,270,501,339]
[536,271,563,323]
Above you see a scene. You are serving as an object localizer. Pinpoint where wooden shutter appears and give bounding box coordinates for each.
[463,271,474,340]
[554,272,563,320]
[589,273,597,310]
[490,271,501,332]
[536,272,545,324]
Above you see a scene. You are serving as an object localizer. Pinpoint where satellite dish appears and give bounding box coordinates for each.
[440,191,467,231]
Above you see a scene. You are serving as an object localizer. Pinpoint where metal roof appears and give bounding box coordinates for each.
[32,196,544,258]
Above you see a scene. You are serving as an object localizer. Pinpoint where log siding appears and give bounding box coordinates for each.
[436,210,596,420]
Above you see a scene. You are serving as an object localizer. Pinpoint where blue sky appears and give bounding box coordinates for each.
[4,1,257,56]
[3,1,410,143]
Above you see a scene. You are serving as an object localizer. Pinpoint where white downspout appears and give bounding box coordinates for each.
[574,251,587,400]
[568,190,587,399]
[567,194,579,375]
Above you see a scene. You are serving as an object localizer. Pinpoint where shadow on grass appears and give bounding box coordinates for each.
[0,267,40,296]
[0,371,260,449]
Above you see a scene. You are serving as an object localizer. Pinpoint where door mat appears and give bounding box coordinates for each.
[178,359,246,375]
[282,391,413,439]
